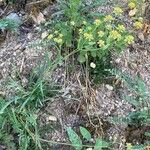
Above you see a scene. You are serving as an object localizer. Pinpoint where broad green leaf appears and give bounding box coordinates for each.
[79,126,91,141]
[91,50,97,57]
[144,132,150,137]
[94,138,108,150]
[66,127,82,150]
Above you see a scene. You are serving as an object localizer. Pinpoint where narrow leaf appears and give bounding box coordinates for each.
[80,126,91,141]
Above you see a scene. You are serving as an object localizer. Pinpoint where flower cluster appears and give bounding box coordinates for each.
[45,0,145,66]
[109,30,121,40]
[47,32,63,45]
[124,35,134,44]
[98,31,105,37]
[117,24,126,32]
[128,2,136,9]
[94,19,101,26]
[83,33,94,41]
[97,40,105,47]
[104,15,114,22]
[113,7,123,15]
[133,21,143,29]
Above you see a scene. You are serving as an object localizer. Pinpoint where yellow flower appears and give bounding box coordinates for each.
[54,38,58,42]
[146,146,150,150]
[126,143,132,150]
[104,15,114,22]
[57,38,63,44]
[79,28,83,33]
[133,21,143,29]
[117,24,125,32]
[97,40,105,47]
[109,30,121,40]
[113,7,123,15]
[47,34,53,40]
[83,21,87,25]
[128,2,136,9]
[54,38,63,44]
[90,62,96,68]
[94,19,101,26]
[84,33,94,41]
[124,35,134,44]
[54,31,58,34]
[106,24,112,30]
[87,26,92,31]
[98,31,105,37]
[70,21,75,26]
[59,34,63,38]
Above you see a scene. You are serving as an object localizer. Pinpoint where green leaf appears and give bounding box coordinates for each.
[79,126,91,141]
[66,127,82,150]
[0,99,14,114]
[123,95,139,107]
[94,138,108,150]
[91,50,97,57]
[145,132,150,137]
[78,54,86,63]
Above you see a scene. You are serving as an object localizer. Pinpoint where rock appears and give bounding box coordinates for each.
[115,58,121,64]
[41,31,48,39]
[138,32,145,41]
[6,13,22,24]
[129,8,137,17]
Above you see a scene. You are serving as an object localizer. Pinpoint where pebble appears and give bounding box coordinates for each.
[105,84,113,91]
[6,13,22,25]
[138,32,145,41]
[86,148,93,150]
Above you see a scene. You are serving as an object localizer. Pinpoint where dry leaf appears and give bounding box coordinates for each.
[129,8,137,17]
[31,12,45,24]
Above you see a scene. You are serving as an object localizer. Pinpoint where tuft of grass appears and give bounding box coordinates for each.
[109,69,150,148]
[0,49,62,149]
[0,18,21,31]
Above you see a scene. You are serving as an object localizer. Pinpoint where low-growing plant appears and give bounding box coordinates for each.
[66,126,109,150]
[109,69,150,149]
[0,51,62,149]
[47,10,135,62]
[43,0,144,75]
[0,18,21,31]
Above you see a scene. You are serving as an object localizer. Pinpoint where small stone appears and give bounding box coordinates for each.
[90,62,96,68]
[47,115,57,122]
[129,8,137,17]
[27,33,32,40]
[138,32,145,41]
[105,84,113,91]
[86,148,93,150]
[6,13,22,24]
[115,58,121,63]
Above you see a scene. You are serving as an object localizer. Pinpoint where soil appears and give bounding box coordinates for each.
[0,0,150,150]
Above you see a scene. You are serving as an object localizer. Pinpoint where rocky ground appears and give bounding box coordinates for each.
[0,0,150,149]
